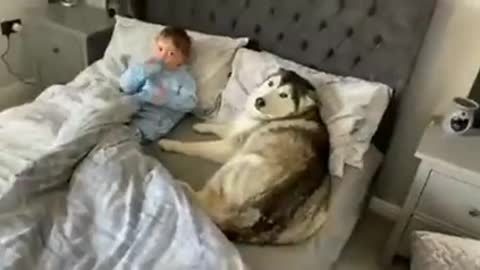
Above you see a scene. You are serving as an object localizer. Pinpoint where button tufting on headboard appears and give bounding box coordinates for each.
[231,18,237,30]
[325,48,335,60]
[293,12,301,23]
[345,27,354,38]
[318,20,328,32]
[277,32,284,41]
[300,40,309,51]
[127,0,437,152]
[353,56,362,67]
[269,7,275,16]
[254,24,262,35]
[367,3,377,17]
[373,35,383,48]
[209,11,216,23]
[337,0,346,14]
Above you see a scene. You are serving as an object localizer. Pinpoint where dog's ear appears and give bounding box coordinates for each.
[300,94,316,109]
[292,92,317,114]
[264,68,284,84]
[277,68,302,83]
[277,68,288,75]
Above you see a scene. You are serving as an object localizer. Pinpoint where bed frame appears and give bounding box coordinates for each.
[117,0,436,152]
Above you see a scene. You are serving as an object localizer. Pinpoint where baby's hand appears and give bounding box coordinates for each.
[145,58,160,65]
[143,59,163,77]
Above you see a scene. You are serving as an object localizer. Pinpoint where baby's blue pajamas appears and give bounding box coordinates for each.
[119,60,197,143]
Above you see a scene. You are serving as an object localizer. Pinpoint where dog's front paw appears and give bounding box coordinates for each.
[158,139,182,152]
[192,123,211,134]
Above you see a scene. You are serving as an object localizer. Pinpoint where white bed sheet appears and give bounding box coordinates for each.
[150,117,383,270]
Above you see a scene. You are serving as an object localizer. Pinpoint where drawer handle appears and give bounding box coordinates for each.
[52,47,60,54]
[468,208,480,218]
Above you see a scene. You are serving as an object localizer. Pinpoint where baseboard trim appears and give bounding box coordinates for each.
[368,196,401,221]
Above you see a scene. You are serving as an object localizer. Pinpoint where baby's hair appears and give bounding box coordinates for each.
[157,26,192,59]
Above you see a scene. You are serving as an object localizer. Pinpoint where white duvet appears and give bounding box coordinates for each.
[0,59,246,270]
[0,57,122,191]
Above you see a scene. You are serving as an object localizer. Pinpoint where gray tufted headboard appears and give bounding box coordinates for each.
[117,0,436,152]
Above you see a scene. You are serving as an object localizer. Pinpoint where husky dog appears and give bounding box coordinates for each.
[159,69,330,244]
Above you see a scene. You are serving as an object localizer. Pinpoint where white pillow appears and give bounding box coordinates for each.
[216,48,391,177]
[103,15,249,118]
[411,231,480,270]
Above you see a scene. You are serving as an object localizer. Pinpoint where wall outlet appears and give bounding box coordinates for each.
[1,19,22,37]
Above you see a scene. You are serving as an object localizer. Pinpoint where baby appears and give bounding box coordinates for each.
[120,26,197,144]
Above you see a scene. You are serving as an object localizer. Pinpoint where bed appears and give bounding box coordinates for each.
[128,0,435,267]
[149,117,384,270]
[0,0,436,269]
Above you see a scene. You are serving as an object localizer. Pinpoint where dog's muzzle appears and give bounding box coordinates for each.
[255,97,266,109]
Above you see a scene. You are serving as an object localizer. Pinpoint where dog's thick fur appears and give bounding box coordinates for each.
[159,69,330,244]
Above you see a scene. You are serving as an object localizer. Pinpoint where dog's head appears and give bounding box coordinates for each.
[246,68,317,120]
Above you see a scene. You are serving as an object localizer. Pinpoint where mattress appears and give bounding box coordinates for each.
[146,115,384,270]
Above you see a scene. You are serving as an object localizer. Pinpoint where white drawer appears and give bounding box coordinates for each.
[417,171,480,237]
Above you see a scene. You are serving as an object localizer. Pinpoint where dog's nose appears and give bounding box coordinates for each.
[255,97,266,108]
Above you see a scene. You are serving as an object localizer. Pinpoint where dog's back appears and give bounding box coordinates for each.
[198,115,330,244]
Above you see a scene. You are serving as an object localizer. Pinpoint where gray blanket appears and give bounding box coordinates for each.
[0,100,245,270]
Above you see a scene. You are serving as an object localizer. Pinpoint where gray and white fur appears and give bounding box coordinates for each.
[159,68,330,244]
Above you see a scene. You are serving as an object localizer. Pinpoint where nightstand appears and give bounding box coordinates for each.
[25,3,114,87]
[383,121,480,265]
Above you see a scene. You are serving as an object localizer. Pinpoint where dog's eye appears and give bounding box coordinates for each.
[279,93,288,98]
[268,81,274,87]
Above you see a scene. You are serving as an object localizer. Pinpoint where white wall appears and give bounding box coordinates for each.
[375,0,480,205]
[0,0,47,110]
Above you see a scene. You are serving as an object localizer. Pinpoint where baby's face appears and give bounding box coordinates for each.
[153,37,187,69]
